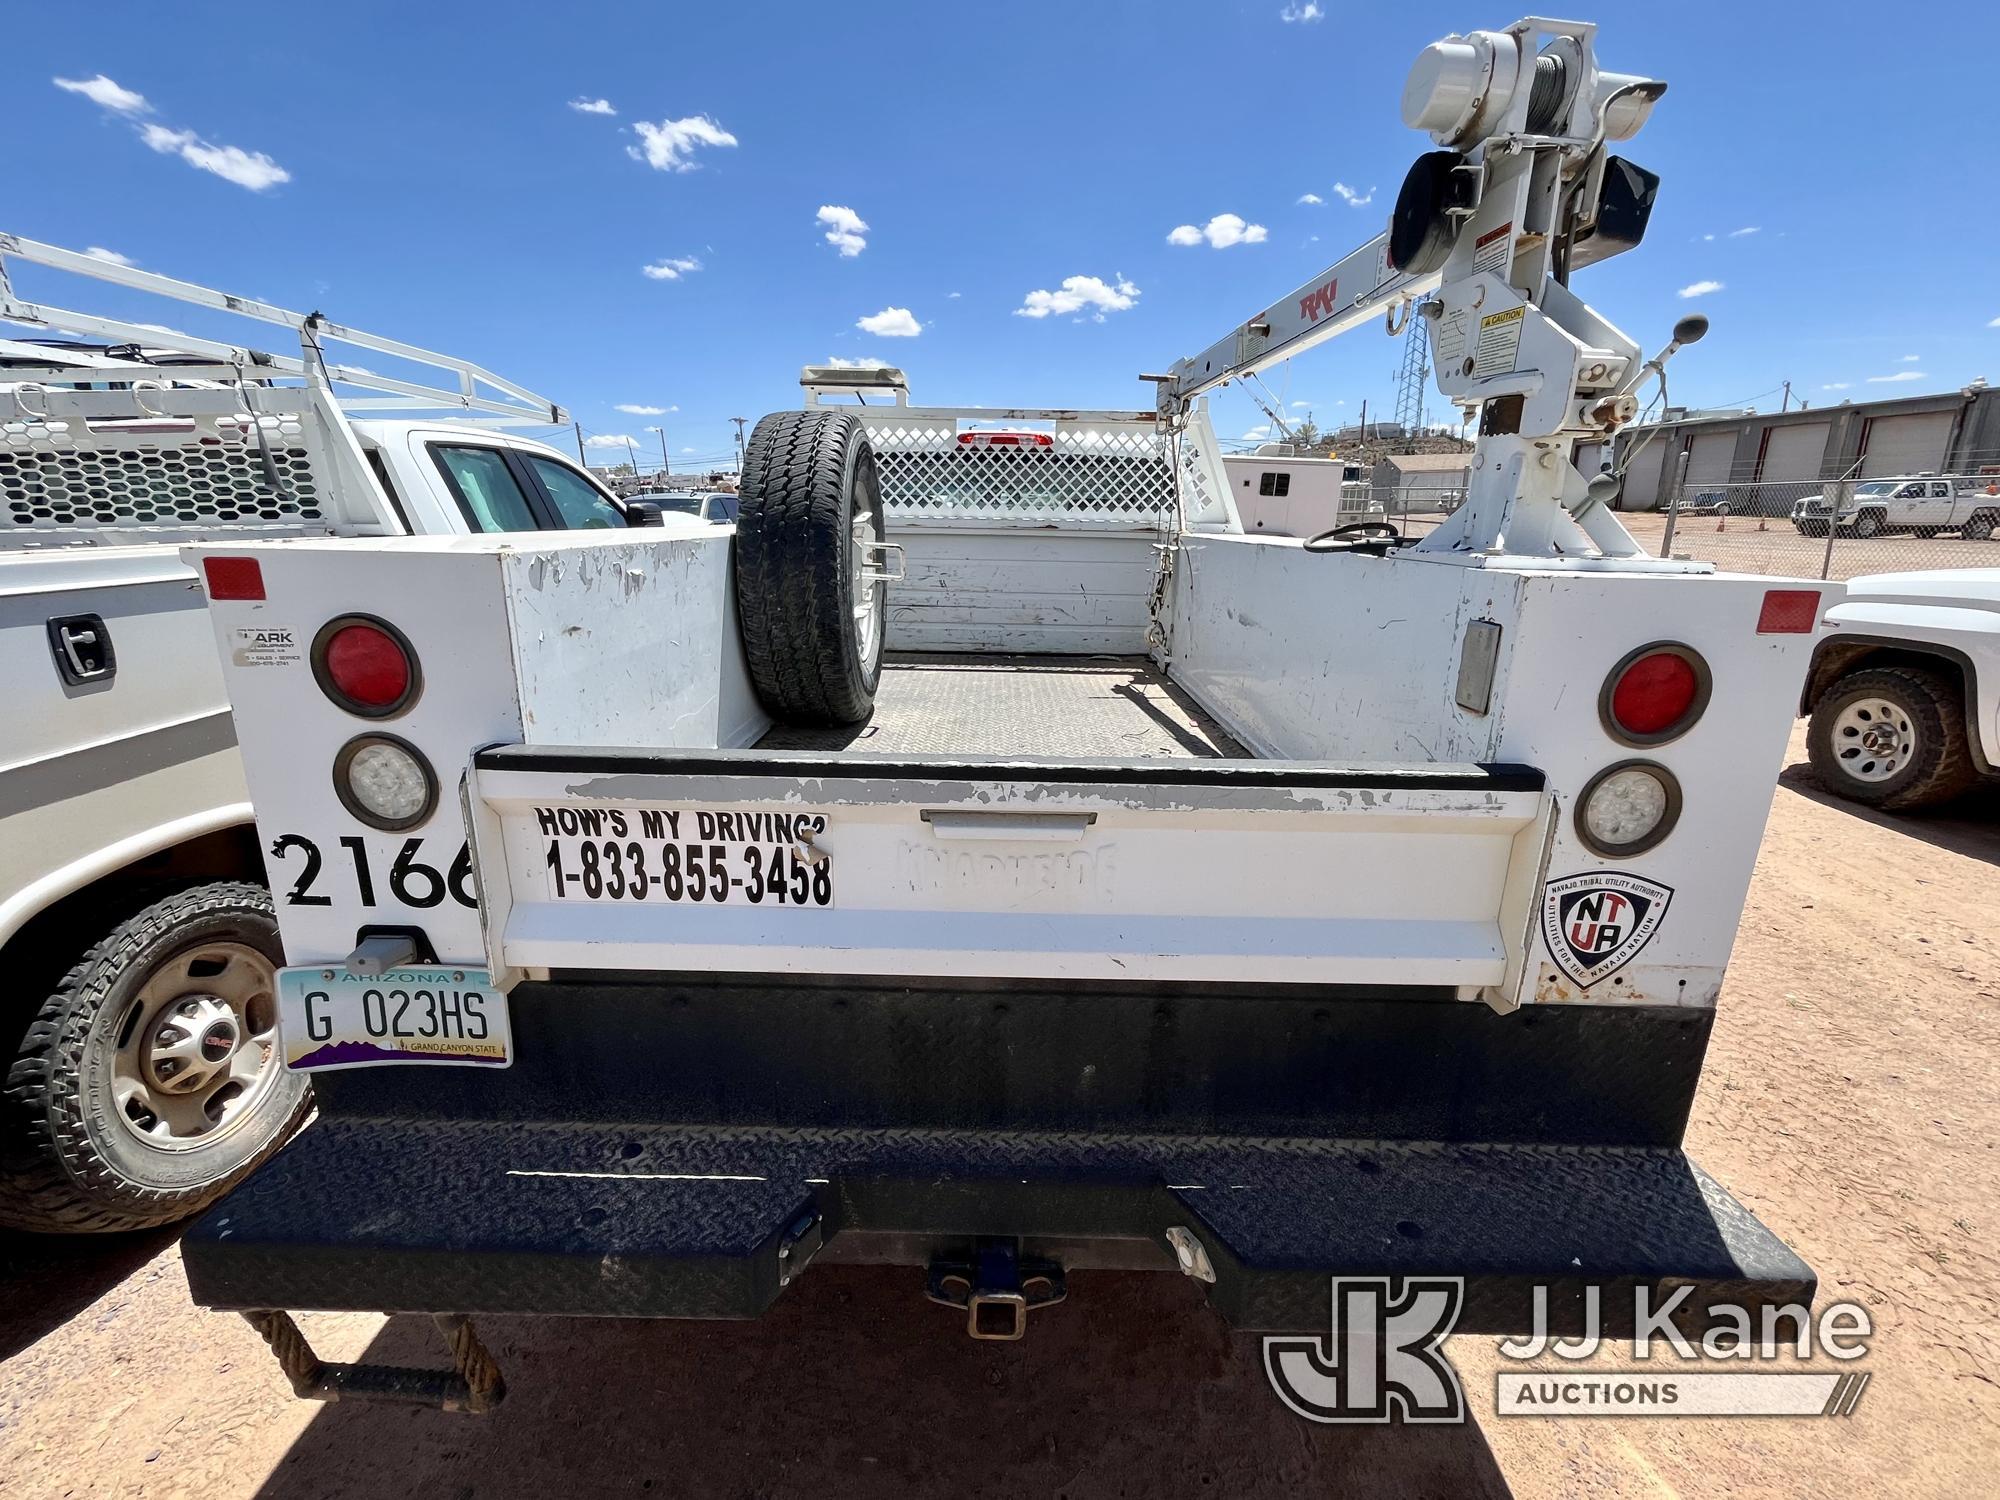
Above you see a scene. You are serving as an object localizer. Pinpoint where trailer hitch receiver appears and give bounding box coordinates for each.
[925,1240,1067,1341]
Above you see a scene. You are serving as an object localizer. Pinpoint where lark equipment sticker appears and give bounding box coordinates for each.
[1541,872,1673,988]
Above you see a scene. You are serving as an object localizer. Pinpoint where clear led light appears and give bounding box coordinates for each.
[345,740,430,824]
[1582,766,1669,848]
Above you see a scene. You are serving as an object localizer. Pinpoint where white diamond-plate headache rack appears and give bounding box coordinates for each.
[857,415,1176,523]
[1,397,326,541]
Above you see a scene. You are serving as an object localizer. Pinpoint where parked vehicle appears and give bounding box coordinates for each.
[628,490,739,524]
[0,234,695,1233]
[1801,568,2000,808]
[173,19,1830,1411]
[1791,475,2000,539]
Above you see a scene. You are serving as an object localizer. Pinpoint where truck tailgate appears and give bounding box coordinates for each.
[469,747,1549,991]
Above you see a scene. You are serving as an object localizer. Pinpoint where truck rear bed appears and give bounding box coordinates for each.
[758,654,1245,759]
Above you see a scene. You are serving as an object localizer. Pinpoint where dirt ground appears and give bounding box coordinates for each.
[1613,510,2000,582]
[2,722,1995,1499]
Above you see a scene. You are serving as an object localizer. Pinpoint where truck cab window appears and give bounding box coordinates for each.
[1258,472,1290,497]
[434,445,540,533]
[525,455,626,530]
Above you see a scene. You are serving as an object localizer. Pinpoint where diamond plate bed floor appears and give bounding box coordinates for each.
[758,654,1247,758]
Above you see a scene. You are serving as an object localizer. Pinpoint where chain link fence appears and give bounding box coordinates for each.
[1639,469,2000,581]
[1370,473,2000,581]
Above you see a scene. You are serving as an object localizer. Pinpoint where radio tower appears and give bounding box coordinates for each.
[1392,314,1430,440]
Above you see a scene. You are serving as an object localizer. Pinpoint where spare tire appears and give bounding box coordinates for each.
[735,410,888,726]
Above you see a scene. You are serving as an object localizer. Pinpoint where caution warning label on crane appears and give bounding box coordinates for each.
[1474,305,1525,376]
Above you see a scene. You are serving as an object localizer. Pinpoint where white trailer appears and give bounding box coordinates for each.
[0,238,697,1232]
[177,18,1827,1407]
[1221,450,1377,538]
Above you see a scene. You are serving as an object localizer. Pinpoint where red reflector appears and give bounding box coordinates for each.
[1757,589,1820,634]
[1610,651,1701,736]
[202,556,265,601]
[322,624,412,709]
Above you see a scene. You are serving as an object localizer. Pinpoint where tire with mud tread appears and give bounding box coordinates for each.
[0,883,309,1233]
[1963,511,1996,541]
[734,409,887,726]
[1807,665,1980,810]
[1851,510,1882,539]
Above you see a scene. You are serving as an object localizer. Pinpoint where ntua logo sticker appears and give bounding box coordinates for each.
[1541,871,1673,988]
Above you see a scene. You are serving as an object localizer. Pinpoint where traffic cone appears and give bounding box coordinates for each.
[1757,516,1767,531]
[1715,513,1727,532]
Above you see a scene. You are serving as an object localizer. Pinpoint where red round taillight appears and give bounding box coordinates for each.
[311,615,420,718]
[1599,643,1709,746]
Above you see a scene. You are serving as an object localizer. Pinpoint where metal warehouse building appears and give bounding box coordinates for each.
[1575,381,1998,512]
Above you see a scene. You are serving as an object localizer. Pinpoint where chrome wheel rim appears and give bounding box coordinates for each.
[110,941,281,1152]
[1832,696,1916,784]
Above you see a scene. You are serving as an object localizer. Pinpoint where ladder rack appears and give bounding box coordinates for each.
[0,233,568,426]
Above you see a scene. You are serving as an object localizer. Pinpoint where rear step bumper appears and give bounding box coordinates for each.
[184,1119,1811,1334]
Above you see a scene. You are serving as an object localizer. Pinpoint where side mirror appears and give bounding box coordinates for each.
[626,499,666,528]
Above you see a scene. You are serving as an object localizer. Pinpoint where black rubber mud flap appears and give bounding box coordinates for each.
[734,409,886,727]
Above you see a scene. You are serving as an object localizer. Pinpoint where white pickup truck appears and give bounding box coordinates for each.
[1802,568,2000,807]
[0,236,695,1233]
[174,20,1830,1412]
[1791,474,2000,540]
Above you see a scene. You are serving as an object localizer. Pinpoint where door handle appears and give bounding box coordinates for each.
[48,614,116,685]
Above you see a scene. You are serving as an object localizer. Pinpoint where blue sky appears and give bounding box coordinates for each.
[7,1,1997,465]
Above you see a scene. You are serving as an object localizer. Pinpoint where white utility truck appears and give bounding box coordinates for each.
[1802,568,2000,807]
[1791,474,2000,539]
[0,238,692,1233]
[183,19,1827,1409]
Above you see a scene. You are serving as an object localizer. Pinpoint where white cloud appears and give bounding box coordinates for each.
[54,74,150,115]
[1821,382,1851,391]
[1241,425,1272,439]
[569,97,616,116]
[856,306,921,337]
[627,115,737,172]
[681,447,696,454]
[1677,279,1724,299]
[817,205,869,257]
[827,355,893,369]
[1332,182,1374,207]
[1727,226,1761,238]
[1290,400,1314,408]
[1014,274,1140,322]
[1989,315,2000,328]
[641,256,702,281]
[946,291,962,299]
[83,246,133,267]
[1296,192,1324,206]
[1166,213,1268,249]
[1866,370,1926,383]
[615,403,677,415]
[140,125,289,190]
[583,433,639,450]
[1280,3,1323,21]
[1899,353,1921,363]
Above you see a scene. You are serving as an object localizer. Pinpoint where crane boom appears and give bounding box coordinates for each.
[1166,235,1438,406]
[1161,17,1694,563]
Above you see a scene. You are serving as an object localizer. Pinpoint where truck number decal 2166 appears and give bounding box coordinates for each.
[267,833,477,910]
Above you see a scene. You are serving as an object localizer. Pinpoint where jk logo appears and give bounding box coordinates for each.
[1263,1277,1466,1423]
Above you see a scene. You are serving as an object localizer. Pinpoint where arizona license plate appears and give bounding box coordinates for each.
[539,807,835,907]
[275,965,511,1072]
